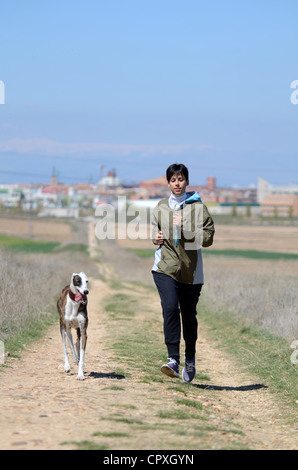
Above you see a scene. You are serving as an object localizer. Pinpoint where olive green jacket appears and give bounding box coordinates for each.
[151,192,215,284]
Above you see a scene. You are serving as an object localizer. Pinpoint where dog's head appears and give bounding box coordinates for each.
[71,272,89,304]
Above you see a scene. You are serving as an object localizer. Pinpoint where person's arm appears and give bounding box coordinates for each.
[202,204,215,247]
[151,205,164,245]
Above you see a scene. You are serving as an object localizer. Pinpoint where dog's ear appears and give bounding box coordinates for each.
[71,273,81,286]
[72,274,82,287]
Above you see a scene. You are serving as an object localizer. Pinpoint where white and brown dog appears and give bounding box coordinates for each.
[57,272,89,380]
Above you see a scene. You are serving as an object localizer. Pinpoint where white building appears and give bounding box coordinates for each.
[258,178,298,203]
[98,169,122,189]
[0,184,23,208]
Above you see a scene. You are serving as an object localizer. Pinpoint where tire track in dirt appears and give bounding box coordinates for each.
[0,222,296,450]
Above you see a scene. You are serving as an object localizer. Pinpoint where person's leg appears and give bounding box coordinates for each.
[177,282,202,359]
[152,271,181,364]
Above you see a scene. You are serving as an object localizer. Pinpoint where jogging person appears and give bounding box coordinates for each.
[151,163,215,383]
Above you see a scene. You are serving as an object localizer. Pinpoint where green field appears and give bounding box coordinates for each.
[129,247,298,261]
[0,234,88,254]
[0,234,59,253]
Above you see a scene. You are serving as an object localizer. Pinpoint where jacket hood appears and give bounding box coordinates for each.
[184,191,202,205]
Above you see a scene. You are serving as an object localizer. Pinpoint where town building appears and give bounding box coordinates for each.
[260,194,298,217]
[0,184,23,208]
[98,169,122,190]
[2,167,298,219]
[258,178,298,217]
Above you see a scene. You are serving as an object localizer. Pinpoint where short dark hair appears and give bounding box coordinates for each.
[166,163,189,183]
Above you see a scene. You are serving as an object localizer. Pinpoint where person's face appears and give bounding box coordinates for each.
[168,173,188,196]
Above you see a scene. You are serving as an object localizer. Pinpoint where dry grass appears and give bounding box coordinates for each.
[0,217,97,348]
[0,248,98,344]
[115,222,298,342]
[202,257,298,341]
[211,224,298,254]
[116,222,298,254]
[0,217,73,242]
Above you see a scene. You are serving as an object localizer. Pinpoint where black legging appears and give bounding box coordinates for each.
[152,271,202,363]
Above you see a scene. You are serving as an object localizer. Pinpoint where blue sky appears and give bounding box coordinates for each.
[0,0,298,187]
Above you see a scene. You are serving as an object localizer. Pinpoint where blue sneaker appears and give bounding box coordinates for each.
[182,358,196,383]
[161,358,179,378]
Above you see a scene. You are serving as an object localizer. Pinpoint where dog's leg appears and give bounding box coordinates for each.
[66,329,79,363]
[77,326,87,380]
[61,326,71,372]
[76,327,81,362]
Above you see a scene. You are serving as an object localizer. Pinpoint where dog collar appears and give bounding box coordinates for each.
[68,289,82,302]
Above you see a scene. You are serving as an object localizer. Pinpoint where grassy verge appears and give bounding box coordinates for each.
[54,243,89,254]
[104,288,166,383]
[0,234,59,253]
[2,308,58,361]
[199,300,298,409]
[0,234,88,254]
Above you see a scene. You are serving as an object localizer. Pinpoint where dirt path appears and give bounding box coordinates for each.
[0,223,297,450]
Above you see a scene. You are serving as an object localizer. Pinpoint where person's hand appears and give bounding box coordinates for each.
[156,230,164,245]
[173,212,182,226]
